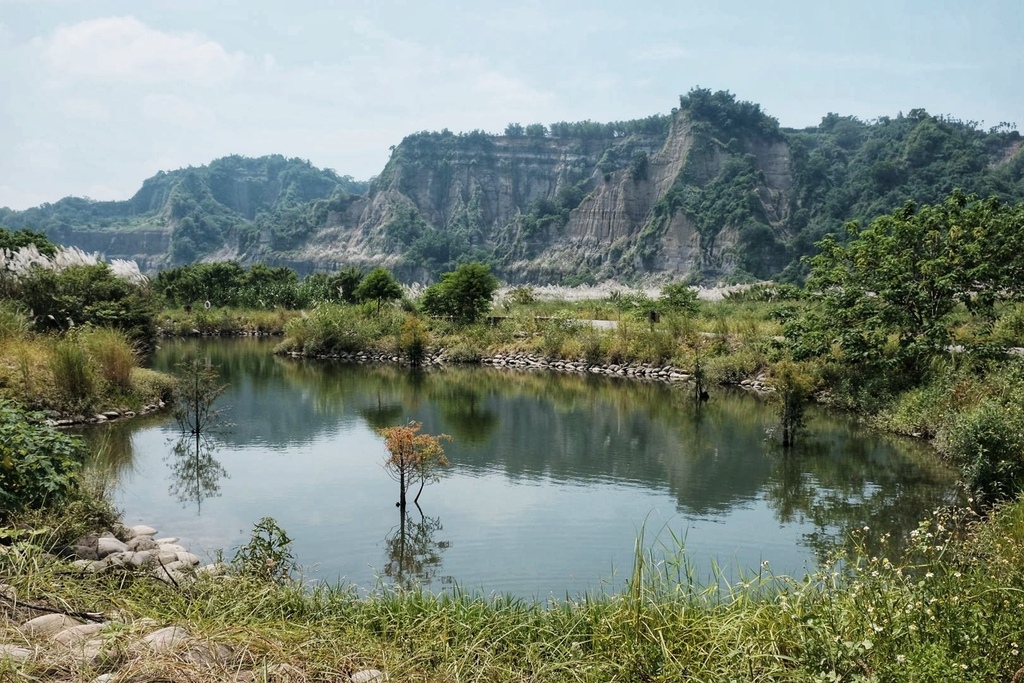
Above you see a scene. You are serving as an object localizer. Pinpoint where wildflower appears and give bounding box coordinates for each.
[896,655,906,663]
[925,572,934,579]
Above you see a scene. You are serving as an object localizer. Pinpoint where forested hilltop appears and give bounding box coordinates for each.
[3,88,1022,284]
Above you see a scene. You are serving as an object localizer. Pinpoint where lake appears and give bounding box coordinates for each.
[83,337,960,599]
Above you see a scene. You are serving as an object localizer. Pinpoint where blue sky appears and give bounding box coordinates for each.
[1,0,1021,210]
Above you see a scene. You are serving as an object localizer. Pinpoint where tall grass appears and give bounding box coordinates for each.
[49,336,95,411]
[0,301,28,341]
[6,500,1024,681]
[81,327,138,393]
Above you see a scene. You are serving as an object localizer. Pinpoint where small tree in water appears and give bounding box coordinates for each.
[378,421,451,510]
[170,357,229,509]
[768,360,817,447]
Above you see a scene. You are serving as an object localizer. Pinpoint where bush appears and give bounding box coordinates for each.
[19,263,158,349]
[0,400,86,518]
[940,400,1024,506]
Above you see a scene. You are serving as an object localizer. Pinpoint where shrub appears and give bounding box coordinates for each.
[129,367,176,405]
[0,400,85,518]
[940,399,1024,506]
[399,315,430,365]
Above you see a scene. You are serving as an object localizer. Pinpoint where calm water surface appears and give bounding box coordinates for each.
[84,338,959,599]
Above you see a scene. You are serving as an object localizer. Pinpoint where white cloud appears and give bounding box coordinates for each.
[139,93,216,129]
[633,44,690,63]
[40,16,249,85]
[60,96,110,121]
[16,139,61,171]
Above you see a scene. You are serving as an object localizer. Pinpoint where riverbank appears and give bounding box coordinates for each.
[4,499,1024,681]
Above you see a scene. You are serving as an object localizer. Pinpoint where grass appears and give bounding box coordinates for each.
[0,316,174,415]
[4,499,1024,681]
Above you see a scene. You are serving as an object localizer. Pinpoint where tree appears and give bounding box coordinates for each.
[525,123,547,138]
[355,267,403,313]
[335,266,364,304]
[378,421,451,510]
[793,192,1024,391]
[420,263,499,325]
[504,122,524,137]
[659,282,699,314]
[768,361,817,447]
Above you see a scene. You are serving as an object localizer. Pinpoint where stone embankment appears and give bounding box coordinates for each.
[283,349,775,393]
[44,402,167,428]
[0,524,387,682]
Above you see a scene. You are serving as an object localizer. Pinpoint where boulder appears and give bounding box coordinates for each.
[21,614,83,639]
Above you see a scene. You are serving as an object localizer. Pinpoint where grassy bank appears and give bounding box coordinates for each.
[3,500,1024,681]
[0,303,174,416]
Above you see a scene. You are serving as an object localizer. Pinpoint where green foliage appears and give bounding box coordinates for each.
[171,358,227,439]
[0,400,85,518]
[80,327,138,394]
[335,266,364,304]
[658,282,699,314]
[49,336,95,412]
[420,263,499,325]
[399,315,429,366]
[278,303,403,356]
[0,226,57,256]
[231,516,297,583]
[0,301,28,341]
[791,192,1024,400]
[768,360,818,447]
[679,87,782,138]
[355,267,403,313]
[19,263,158,348]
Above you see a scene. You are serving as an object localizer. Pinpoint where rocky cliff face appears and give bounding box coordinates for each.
[304,107,799,284]
[5,91,1023,284]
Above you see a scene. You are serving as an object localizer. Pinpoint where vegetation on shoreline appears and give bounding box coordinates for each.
[5,188,1024,679]
[4,501,1024,680]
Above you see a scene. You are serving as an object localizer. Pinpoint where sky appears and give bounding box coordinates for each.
[1,0,1021,210]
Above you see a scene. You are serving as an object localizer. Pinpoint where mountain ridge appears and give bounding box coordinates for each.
[2,89,1022,284]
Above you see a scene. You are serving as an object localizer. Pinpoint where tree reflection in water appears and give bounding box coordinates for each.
[383,507,449,591]
[168,356,230,511]
[166,433,227,511]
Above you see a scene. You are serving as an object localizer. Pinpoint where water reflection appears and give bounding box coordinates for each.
[383,509,450,590]
[81,338,960,594]
[166,434,227,510]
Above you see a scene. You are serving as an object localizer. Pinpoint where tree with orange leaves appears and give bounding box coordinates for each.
[378,421,451,510]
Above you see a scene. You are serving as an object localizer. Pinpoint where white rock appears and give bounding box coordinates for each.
[0,644,32,661]
[351,669,387,683]
[52,622,105,646]
[177,551,202,566]
[196,562,228,577]
[143,625,190,653]
[129,524,157,538]
[22,614,83,638]
[96,536,128,558]
[158,543,189,554]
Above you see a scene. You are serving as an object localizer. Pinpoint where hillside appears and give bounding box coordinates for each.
[2,89,1022,284]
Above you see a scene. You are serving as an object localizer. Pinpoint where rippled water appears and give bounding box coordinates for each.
[82,337,960,599]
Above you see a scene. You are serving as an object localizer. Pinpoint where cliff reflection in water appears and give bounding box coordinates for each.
[82,338,959,590]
